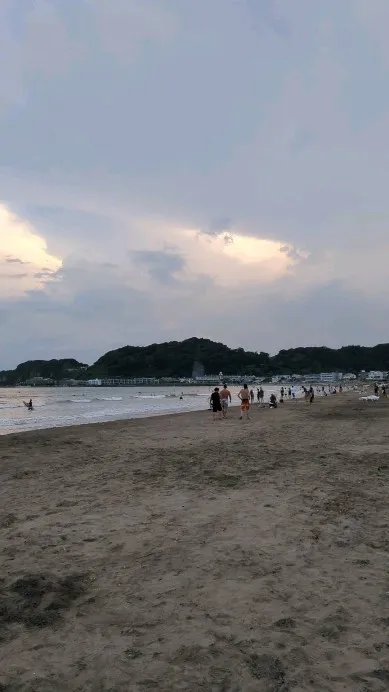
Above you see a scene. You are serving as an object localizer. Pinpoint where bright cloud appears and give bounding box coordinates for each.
[0,203,62,297]
[0,0,389,368]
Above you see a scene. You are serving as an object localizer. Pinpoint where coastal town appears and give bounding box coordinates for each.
[2,369,387,388]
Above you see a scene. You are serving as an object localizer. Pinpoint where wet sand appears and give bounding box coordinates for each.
[1,393,389,691]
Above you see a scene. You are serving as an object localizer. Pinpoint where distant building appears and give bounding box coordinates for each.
[342,373,357,380]
[318,373,343,382]
[87,379,102,386]
[25,377,54,386]
[101,377,159,386]
[195,375,220,384]
[366,371,386,380]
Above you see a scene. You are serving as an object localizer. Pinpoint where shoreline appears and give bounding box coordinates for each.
[0,400,281,441]
[2,392,389,690]
[0,404,210,439]
[0,387,361,438]
[0,395,324,440]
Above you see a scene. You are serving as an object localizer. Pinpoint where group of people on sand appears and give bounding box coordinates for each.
[210,383,276,422]
[210,384,249,421]
[209,379,354,421]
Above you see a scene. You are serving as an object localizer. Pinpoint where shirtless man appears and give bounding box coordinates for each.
[238,383,250,420]
[220,383,231,419]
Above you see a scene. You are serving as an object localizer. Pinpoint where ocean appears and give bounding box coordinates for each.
[0,384,285,435]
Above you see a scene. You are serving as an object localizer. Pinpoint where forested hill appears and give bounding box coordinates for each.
[87,338,389,378]
[1,339,389,384]
[88,338,270,378]
[0,359,87,385]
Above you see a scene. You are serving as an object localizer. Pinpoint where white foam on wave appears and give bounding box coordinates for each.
[134,394,166,399]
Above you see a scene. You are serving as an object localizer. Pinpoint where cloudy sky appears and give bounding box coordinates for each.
[1,0,389,368]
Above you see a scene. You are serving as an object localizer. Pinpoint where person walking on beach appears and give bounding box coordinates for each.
[257,387,260,403]
[258,386,264,405]
[288,387,292,399]
[250,388,255,404]
[238,383,251,420]
[220,383,231,418]
[309,386,314,404]
[210,387,222,422]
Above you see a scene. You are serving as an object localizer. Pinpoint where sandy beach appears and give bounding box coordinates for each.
[1,393,389,691]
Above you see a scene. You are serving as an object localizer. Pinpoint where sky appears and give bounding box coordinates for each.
[1,0,389,368]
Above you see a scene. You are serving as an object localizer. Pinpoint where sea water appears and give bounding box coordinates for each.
[0,385,283,435]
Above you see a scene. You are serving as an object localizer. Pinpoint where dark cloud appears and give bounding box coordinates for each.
[206,217,233,236]
[33,271,55,279]
[280,245,304,261]
[131,249,186,285]
[0,1,389,366]
[5,257,28,265]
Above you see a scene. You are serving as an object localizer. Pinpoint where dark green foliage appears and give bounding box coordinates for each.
[85,338,389,378]
[86,338,270,378]
[1,338,388,382]
[0,359,87,385]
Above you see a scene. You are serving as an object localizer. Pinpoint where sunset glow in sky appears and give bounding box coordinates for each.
[1,0,389,367]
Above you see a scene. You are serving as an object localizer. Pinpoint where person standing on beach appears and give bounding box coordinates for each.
[250,388,255,404]
[258,387,264,405]
[210,387,222,421]
[309,386,314,404]
[220,383,231,419]
[238,384,251,420]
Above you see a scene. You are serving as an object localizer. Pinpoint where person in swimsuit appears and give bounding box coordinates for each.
[210,387,222,421]
[220,383,231,419]
[238,383,250,420]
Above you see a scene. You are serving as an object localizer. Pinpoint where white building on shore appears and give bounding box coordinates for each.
[318,372,343,382]
[366,371,386,380]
